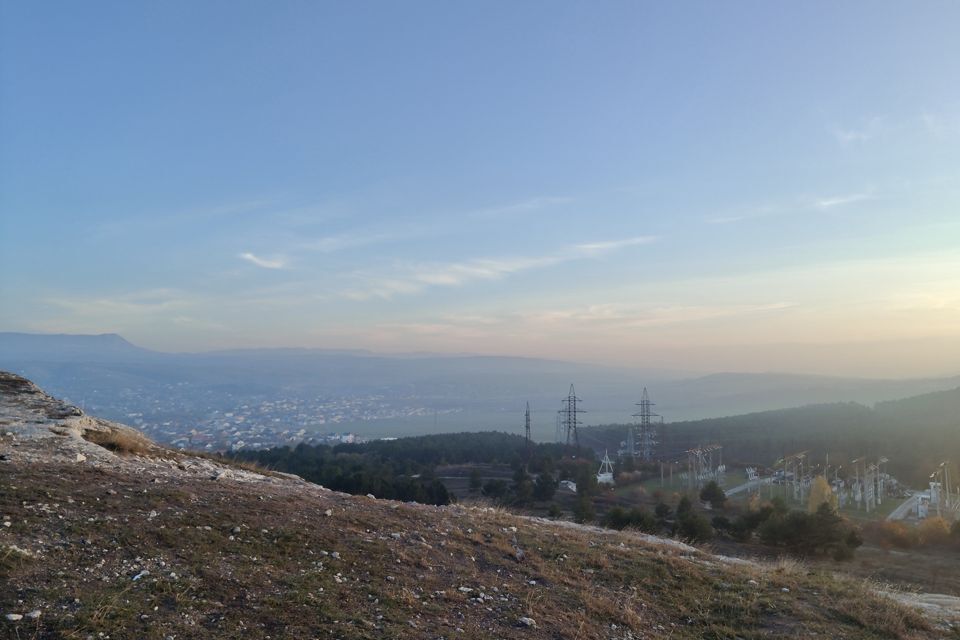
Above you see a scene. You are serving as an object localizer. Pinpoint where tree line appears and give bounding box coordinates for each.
[231,431,592,506]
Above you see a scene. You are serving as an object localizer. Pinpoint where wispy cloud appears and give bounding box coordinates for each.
[469,196,572,218]
[831,116,884,145]
[813,192,874,210]
[575,236,657,254]
[239,252,288,269]
[341,236,658,300]
[94,198,275,240]
[920,111,960,139]
[45,289,190,318]
[373,302,797,342]
[343,256,561,300]
[706,191,874,224]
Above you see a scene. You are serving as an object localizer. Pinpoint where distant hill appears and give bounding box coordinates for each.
[585,385,960,485]
[651,371,960,419]
[875,386,960,427]
[0,332,154,361]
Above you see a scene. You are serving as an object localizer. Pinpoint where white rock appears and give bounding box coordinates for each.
[75,453,87,463]
[25,610,41,620]
[324,510,332,517]
[518,616,537,628]
[4,613,23,621]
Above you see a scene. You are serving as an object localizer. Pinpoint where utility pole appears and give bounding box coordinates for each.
[524,402,531,464]
[851,457,863,510]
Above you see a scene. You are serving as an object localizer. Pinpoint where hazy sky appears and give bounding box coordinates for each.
[3,2,960,377]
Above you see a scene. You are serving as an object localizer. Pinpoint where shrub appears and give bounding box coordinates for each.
[573,494,595,523]
[481,479,509,499]
[758,503,861,560]
[602,507,657,533]
[917,517,951,547]
[699,481,727,509]
[533,472,557,501]
[711,515,732,532]
[468,468,482,492]
[654,502,671,520]
[864,520,917,550]
[676,512,713,542]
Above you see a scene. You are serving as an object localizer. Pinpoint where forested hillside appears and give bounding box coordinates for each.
[584,388,960,484]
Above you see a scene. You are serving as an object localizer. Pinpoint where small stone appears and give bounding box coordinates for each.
[518,616,537,628]
[781,587,790,593]
[232,527,241,534]
[331,551,340,559]
[391,533,402,539]
[5,614,23,622]
[75,453,87,463]
[748,579,758,586]
[323,510,332,517]
[25,610,41,620]
[366,493,376,499]
[2,522,10,528]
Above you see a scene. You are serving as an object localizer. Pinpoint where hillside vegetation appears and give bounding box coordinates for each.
[1,372,956,639]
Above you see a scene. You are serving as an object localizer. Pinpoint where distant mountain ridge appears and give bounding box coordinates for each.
[2,331,960,425]
[0,332,154,361]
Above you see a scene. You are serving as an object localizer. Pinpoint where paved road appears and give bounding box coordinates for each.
[725,477,773,496]
[886,492,917,521]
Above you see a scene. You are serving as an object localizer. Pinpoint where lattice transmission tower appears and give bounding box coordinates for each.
[631,387,660,462]
[524,401,531,451]
[561,384,585,447]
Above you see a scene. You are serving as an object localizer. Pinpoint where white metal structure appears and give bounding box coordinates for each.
[597,450,615,485]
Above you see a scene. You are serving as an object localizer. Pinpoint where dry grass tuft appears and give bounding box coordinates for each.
[81,426,154,456]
